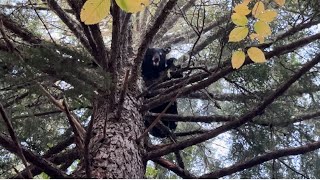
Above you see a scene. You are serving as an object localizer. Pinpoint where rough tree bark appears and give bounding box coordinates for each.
[77,95,145,178]
[71,0,179,177]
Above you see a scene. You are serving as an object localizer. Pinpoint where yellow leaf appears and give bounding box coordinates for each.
[234,3,250,15]
[274,0,285,6]
[80,0,110,25]
[247,47,266,63]
[231,50,246,69]
[254,20,271,36]
[116,0,150,13]
[231,13,248,26]
[250,33,265,43]
[252,1,265,18]
[257,9,277,22]
[229,27,249,42]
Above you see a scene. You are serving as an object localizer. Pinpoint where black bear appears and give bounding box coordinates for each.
[142,47,182,138]
[141,47,170,81]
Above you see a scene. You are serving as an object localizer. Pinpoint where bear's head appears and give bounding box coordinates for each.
[145,47,171,68]
[142,47,171,80]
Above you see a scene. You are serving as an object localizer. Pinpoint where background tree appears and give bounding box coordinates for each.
[1,0,320,178]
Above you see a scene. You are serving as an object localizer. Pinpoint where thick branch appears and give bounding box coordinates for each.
[13,136,76,178]
[175,130,208,137]
[145,112,235,123]
[0,13,40,44]
[148,107,320,127]
[0,103,33,178]
[0,133,70,178]
[108,2,122,107]
[146,52,320,159]
[200,140,320,178]
[65,0,108,68]
[46,0,96,62]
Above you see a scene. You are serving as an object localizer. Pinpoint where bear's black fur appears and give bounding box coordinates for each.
[142,47,182,138]
[144,102,178,138]
[141,47,170,81]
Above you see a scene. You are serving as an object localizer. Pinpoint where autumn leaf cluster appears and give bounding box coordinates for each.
[80,0,149,25]
[230,0,285,69]
[78,0,286,70]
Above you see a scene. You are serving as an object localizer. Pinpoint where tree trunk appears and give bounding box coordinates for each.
[75,92,146,178]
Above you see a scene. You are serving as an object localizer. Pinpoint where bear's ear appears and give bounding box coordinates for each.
[163,47,171,54]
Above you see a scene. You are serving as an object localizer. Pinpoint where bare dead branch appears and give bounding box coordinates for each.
[28,0,57,45]
[153,158,196,179]
[0,103,33,178]
[37,84,86,148]
[160,14,230,47]
[277,159,309,178]
[272,17,320,45]
[187,23,232,58]
[62,98,85,150]
[153,0,197,44]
